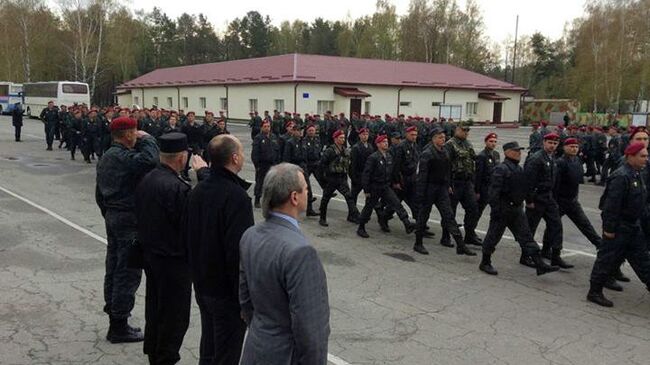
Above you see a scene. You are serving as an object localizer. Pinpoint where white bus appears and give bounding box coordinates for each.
[0,82,23,114]
[23,81,90,117]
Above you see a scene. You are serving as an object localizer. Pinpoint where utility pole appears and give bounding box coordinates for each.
[512,15,519,84]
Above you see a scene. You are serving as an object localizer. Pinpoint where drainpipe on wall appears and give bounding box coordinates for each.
[294,83,300,114]
[397,87,404,115]
[224,85,229,118]
[176,87,180,111]
[440,89,450,119]
[141,88,145,108]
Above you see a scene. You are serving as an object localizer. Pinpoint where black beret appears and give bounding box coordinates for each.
[390,132,402,138]
[158,132,188,153]
[429,126,445,136]
[503,141,524,151]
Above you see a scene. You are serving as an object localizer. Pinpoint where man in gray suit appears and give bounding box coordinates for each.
[239,163,331,365]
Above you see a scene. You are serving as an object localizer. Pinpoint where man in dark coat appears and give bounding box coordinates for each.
[95,116,160,343]
[251,120,280,208]
[186,135,255,365]
[475,133,500,217]
[40,100,60,150]
[11,102,23,142]
[349,128,373,205]
[392,126,421,219]
[135,133,208,365]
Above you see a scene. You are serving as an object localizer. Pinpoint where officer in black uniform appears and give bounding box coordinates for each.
[161,114,182,135]
[82,108,103,163]
[475,132,500,217]
[479,141,560,276]
[599,127,622,185]
[11,102,23,142]
[350,128,374,205]
[413,127,476,256]
[524,133,572,269]
[356,134,416,238]
[251,120,279,208]
[68,109,84,160]
[302,124,325,213]
[318,129,360,226]
[135,133,207,364]
[392,126,420,219]
[283,125,318,216]
[587,142,650,307]
[40,101,60,150]
[95,116,159,343]
[58,105,69,149]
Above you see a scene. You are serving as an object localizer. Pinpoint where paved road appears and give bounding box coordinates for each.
[0,117,649,365]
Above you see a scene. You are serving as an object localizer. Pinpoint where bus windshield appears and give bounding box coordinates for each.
[62,83,88,94]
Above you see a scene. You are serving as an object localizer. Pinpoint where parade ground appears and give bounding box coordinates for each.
[1,117,649,365]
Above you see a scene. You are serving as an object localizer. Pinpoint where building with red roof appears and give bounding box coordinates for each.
[116,53,526,122]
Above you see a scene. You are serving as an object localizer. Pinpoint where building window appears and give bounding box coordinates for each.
[199,97,207,109]
[364,101,371,114]
[399,101,411,107]
[167,97,173,108]
[317,100,334,115]
[133,96,139,106]
[249,99,258,112]
[466,102,478,115]
[440,105,462,120]
[182,97,188,108]
[153,97,159,107]
[274,99,285,112]
[220,97,228,111]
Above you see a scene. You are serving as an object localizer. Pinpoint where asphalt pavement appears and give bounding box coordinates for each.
[0,116,649,365]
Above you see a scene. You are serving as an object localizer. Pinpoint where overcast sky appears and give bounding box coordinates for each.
[122,0,586,45]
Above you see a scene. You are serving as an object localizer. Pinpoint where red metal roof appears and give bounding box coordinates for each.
[118,54,526,92]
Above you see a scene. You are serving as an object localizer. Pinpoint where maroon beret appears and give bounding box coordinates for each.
[625,142,646,156]
[541,120,549,126]
[375,134,388,144]
[110,117,137,131]
[285,120,294,129]
[564,138,579,146]
[358,128,369,134]
[630,127,648,141]
[544,133,560,141]
[406,126,417,133]
[261,119,270,126]
[332,130,344,139]
[305,124,316,130]
[484,132,497,142]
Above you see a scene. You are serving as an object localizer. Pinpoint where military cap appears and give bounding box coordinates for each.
[305,124,316,131]
[261,119,270,126]
[484,132,498,142]
[430,126,445,136]
[406,126,417,133]
[187,111,195,116]
[110,117,137,131]
[630,127,648,140]
[390,132,401,139]
[540,120,549,126]
[564,138,579,146]
[625,142,646,156]
[503,141,524,151]
[332,130,344,139]
[158,133,188,153]
[544,133,560,141]
[205,110,214,116]
[285,120,295,128]
[358,128,369,134]
[375,135,388,144]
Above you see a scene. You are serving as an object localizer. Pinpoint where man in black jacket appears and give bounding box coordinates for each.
[478,142,559,276]
[356,135,416,238]
[40,100,60,150]
[95,117,159,343]
[186,134,255,364]
[392,126,420,219]
[135,133,208,365]
[251,120,280,208]
[11,102,23,142]
[475,133,500,217]
[349,128,373,205]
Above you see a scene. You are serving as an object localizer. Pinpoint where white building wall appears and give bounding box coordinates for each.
[116,92,132,108]
[179,86,227,117]
[228,84,294,120]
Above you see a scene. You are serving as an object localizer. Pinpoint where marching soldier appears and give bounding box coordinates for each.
[599,127,621,185]
[12,102,23,142]
[356,135,416,238]
[413,127,476,256]
[58,105,70,149]
[440,123,482,247]
[82,108,103,163]
[524,133,572,269]
[587,143,650,307]
[251,120,279,208]
[302,124,325,215]
[318,130,360,227]
[350,128,374,205]
[528,123,542,157]
[68,109,84,161]
[475,133,500,217]
[249,112,262,140]
[478,141,560,276]
[40,100,60,150]
[392,126,420,218]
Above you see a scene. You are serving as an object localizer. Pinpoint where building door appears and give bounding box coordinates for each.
[350,99,362,117]
[493,102,503,123]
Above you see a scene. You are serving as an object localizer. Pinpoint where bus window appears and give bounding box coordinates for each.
[0,84,8,96]
[62,83,88,94]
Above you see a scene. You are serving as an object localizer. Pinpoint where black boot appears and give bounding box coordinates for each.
[306,204,319,216]
[413,235,429,255]
[319,206,328,227]
[347,205,360,223]
[402,219,416,234]
[106,317,144,344]
[551,249,574,269]
[439,237,454,248]
[540,246,552,260]
[464,234,483,246]
[519,253,537,268]
[378,214,391,232]
[422,229,435,238]
[587,284,613,307]
[603,277,623,292]
[479,254,498,275]
[357,224,369,238]
[254,197,261,209]
[454,234,476,256]
[614,267,631,282]
[534,255,559,276]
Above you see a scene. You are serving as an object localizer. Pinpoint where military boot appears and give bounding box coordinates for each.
[306,202,319,217]
[254,197,261,209]
[464,233,483,247]
[318,206,329,227]
[402,218,416,234]
[357,224,369,238]
[453,234,476,256]
[551,249,574,269]
[347,205,360,223]
[540,246,552,260]
[413,234,429,255]
[519,253,537,268]
[533,255,560,276]
[378,213,391,232]
[604,277,623,292]
[479,254,498,275]
[614,267,631,282]
[587,284,614,307]
[106,318,144,344]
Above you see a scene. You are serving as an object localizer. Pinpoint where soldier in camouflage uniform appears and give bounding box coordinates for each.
[440,123,482,247]
[318,130,360,227]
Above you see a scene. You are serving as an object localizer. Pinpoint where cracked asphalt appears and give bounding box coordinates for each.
[1,116,649,365]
